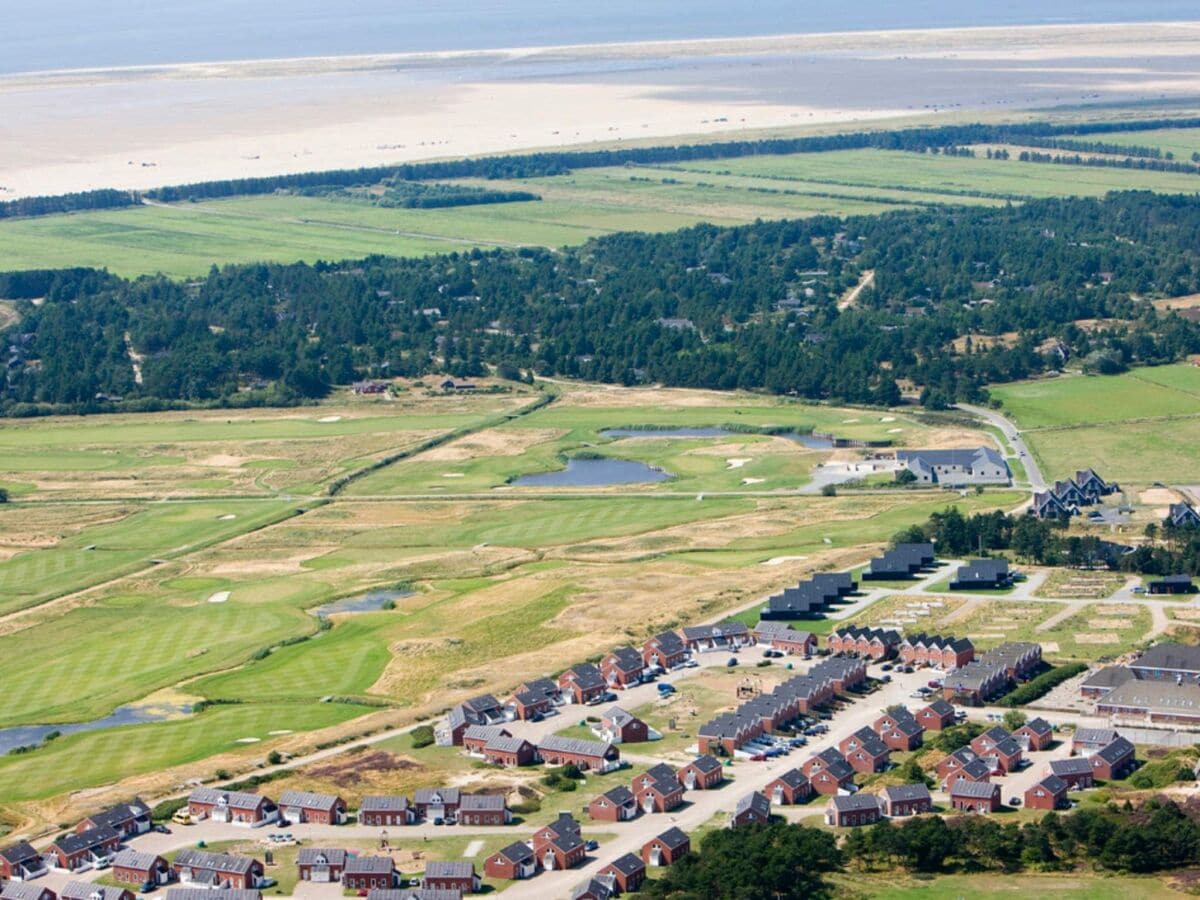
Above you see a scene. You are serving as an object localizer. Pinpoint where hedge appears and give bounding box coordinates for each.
[999,661,1088,707]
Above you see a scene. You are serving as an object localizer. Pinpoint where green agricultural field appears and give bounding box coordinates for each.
[1069,126,1200,161]
[990,365,1200,482]
[842,872,1188,899]
[0,701,362,803]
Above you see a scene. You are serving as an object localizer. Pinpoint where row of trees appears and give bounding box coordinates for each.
[4,192,1200,415]
[894,506,1200,575]
[643,798,1200,897]
[1017,151,1200,175]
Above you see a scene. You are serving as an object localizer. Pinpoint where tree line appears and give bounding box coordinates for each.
[1017,151,1200,176]
[3,191,1200,416]
[643,798,1200,898]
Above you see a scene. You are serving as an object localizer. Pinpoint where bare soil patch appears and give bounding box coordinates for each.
[1075,632,1120,644]
[1152,293,1200,311]
[420,428,563,462]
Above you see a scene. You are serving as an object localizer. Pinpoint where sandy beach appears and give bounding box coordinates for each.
[3,21,1200,198]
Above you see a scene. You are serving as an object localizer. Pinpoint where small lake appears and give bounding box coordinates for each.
[513,458,671,487]
[601,426,834,450]
[0,702,191,755]
[313,589,413,617]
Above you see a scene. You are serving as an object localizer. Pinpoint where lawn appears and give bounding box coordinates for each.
[841,871,1189,899]
[0,702,363,802]
[0,498,300,616]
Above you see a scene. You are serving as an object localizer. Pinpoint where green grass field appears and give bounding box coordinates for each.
[5,143,1200,278]
[990,364,1200,482]
[842,872,1188,899]
[0,702,362,803]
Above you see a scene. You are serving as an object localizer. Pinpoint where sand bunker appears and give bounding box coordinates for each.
[742,477,765,485]
[887,428,904,434]
[268,730,293,735]
[1088,618,1128,630]
[318,416,343,423]
[197,454,246,467]
[442,473,465,478]
[763,556,808,566]
[235,737,261,743]
[726,458,751,469]
[1040,641,1060,653]
[1096,604,1138,615]
[208,591,231,603]
[218,514,237,520]
[1141,487,1178,505]
[463,840,484,858]
[880,416,896,422]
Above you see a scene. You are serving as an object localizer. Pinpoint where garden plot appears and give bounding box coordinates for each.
[1040,570,1128,599]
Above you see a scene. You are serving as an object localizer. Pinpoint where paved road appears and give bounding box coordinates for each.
[957,403,1045,492]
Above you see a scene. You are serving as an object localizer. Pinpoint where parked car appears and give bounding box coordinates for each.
[750,753,767,761]
[880,674,892,683]
[901,665,914,674]
[880,663,893,671]
[658,683,677,695]
[682,660,699,668]
[726,657,739,667]
[585,840,599,851]
[927,679,942,688]
[1009,797,1021,806]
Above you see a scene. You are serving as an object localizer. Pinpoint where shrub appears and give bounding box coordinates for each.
[999,662,1088,707]
[152,798,187,821]
[410,725,435,749]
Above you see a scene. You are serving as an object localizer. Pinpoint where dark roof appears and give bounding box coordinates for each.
[959,759,993,781]
[603,853,645,877]
[188,788,269,810]
[113,850,163,871]
[646,631,686,655]
[772,768,809,789]
[423,860,474,878]
[462,694,503,714]
[950,780,999,799]
[1095,737,1135,764]
[883,784,931,803]
[955,559,1009,582]
[1032,775,1068,795]
[52,826,121,855]
[61,884,132,900]
[297,849,347,867]
[0,841,40,864]
[1082,666,1134,690]
[173,850,258,875]
[538,735,614,758]
[414,787,460,805]
[1021,717,1053,737]
[1050,758,1095,777]
[1132,643,1200,674]
[686,754,723,774]
[831,794,881,813]
[1072,727,1118,746]
[493,841,534,864]
[652,827,690,850]
[1,885,52,900]
[361,795,409,812]
[565,663,606,690]
[86,798,150,829]
[345,856,397,875]
[605,646,644,672]
[735,791,771,817]
[460,793,506,811]
[922,698,956,717]
[599,785,635,806]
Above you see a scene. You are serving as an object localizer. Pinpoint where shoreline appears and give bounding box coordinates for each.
[3,20,1200,200]
[3,20,1199,88]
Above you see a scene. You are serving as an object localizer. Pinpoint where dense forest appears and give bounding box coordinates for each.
[3,191,1200,416]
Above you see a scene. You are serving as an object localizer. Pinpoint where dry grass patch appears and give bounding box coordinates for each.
[1151,293,1200,311]
[420,427,564,461]
[1075,633,1121,645]
[1040,570,1127,599]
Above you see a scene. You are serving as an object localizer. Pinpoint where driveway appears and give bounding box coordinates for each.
[956,403,1045,492]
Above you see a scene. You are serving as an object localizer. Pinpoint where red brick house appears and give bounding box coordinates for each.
[642,828,690,867]
[462,724,511,755]
[342,857,397,891]
[173,849,263,890]
[413,787,460,822]
[111,850,171,889]
[278,791,346,826]
[482,735,537,767]
[937,748,992,790]
[898,633,975,670]
[802,748,855,795]
[558,663,608,705]
[297,849,347,883]
[697,713,763,755]
[755,623,818,656]
[187,788,277,826]
[1089,737,1136,780]
[4,886,58,900]
[0,842,48,882]
[600,646,645,688]
[588,786,637,822]
[839,727,891,774]
[1014,717,1054,751]
[729,791,771,828]
[484,842,538,881]
[537,735,620,772]
[600,707,649,744]
[45,827,122,872]
[532,814,586,871]
[1071,727,1119,755]
[61,883,134,900]
[827,625,901,660]
[633,764,685,814]
[949,780,1001,813]
[969,731,1024,775]
[77,799,152,838]
[678,755,724,790]
[599,853,646,893]
[880,784,932,817]
[915,699,957,731]
[1024,775,1068,811]
[642,632,689,670]
[571,876,618,900]
[422,861,479,894]
[764,768,811,806]
[359,795,412,826]
[825,794,882,827]
[1048,757,1094,790]
[874,707,925,751]
[458,793,511,826]
[511,689,554,721]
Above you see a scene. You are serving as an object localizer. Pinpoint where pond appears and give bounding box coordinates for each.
[0,702,191,755]
[513,458,671,487]
[601,426,835,450]
[313,588,414,617]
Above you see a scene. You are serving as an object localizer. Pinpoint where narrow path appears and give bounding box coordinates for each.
[837,268,874,310]
[1035,600,1085,633]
